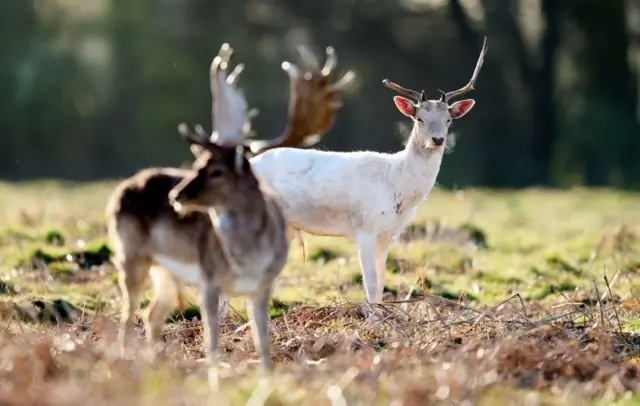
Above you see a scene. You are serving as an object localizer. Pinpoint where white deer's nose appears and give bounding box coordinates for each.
[431,137,444,146]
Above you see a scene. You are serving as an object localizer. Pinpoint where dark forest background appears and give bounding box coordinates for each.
[1,0,639,188]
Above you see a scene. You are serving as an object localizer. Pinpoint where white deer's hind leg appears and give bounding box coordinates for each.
[287,225,306,263]
[375,237,391,303]
[355,232,379,303]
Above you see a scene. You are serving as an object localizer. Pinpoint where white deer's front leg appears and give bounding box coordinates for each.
[375,237,391,302]
[356,232,379,303]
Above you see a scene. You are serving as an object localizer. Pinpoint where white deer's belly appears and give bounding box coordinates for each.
[282,202,353,237]
[152,254,202,284]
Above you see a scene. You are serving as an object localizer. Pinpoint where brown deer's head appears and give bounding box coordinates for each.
[169,127,257,214]
[169,43,259,214]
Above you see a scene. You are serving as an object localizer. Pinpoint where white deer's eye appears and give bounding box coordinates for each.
[416,117,423,123]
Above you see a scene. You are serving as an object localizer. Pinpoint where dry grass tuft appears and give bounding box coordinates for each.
[0,290,638,405]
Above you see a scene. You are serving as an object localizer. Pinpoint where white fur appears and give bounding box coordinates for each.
[153,254,202,284]
[248,99,470,303]
[230,278,262,295]
[211,210,233,233]
[151,255,231,315]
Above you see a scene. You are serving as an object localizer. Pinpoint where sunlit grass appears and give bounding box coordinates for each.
[0,181,639,404]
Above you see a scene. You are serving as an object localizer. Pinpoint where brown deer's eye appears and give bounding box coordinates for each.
[209,168,223,178]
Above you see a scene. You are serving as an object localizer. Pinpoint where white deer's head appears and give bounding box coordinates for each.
[384,37,487,151]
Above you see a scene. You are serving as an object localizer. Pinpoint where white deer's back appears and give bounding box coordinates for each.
[250,147,442,238]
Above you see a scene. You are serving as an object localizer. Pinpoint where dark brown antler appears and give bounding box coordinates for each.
[383,37,488,105]
[439,37,488,104]
[244,45,355,155]
[381,79,426,103]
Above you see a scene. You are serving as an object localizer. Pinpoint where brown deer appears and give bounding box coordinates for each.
[106,43,354,369]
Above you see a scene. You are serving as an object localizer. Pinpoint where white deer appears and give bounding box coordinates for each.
[248,38,488,306]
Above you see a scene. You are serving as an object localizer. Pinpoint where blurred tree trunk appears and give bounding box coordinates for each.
[0,1,37,178]
[448,0,525,187]
[531,0,561,185]
[449,0,562,187]
[568,0,638,186]
[93,0,142,178]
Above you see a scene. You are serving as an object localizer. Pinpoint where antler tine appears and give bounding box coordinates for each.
[210,43,233,98]
[209,43,230,141]
[281,61,301,80]
[297,44,320,70]
[194,124,210,140]
[329,70,356,92]
[443,36,488,104]
[321,46,337,77]
[226,63,244,85]
[382,79,422,102]
[177,122,208,145]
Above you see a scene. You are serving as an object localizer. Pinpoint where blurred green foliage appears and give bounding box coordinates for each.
[0,0,638,187]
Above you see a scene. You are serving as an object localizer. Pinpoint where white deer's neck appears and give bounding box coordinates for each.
[389,129,445,204]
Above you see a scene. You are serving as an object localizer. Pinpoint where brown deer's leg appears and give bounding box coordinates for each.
[247,288,273,370]
[144,267,179,347]
[200,280,221,365]
[116,255,150,356]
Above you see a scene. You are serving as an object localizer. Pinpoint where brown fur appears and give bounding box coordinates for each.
[107,143,288,370]
[244,46,354,155]
[106,43,354,369]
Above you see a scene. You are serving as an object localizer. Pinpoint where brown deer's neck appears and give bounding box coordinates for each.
[209,198,269,243]
[206,198,274,274]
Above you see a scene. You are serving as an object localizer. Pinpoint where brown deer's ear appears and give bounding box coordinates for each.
[393,96,416,117]
[449,99,475,119]
[189,143,206,158]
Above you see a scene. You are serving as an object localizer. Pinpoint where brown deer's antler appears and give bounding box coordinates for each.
[244,45,355,155]
[178,43,252,148]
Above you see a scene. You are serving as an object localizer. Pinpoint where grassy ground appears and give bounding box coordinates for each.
[0,181,640,405]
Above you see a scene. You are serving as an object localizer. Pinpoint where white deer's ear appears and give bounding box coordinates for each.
[449,99,475,119]
[393,96,416,118]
